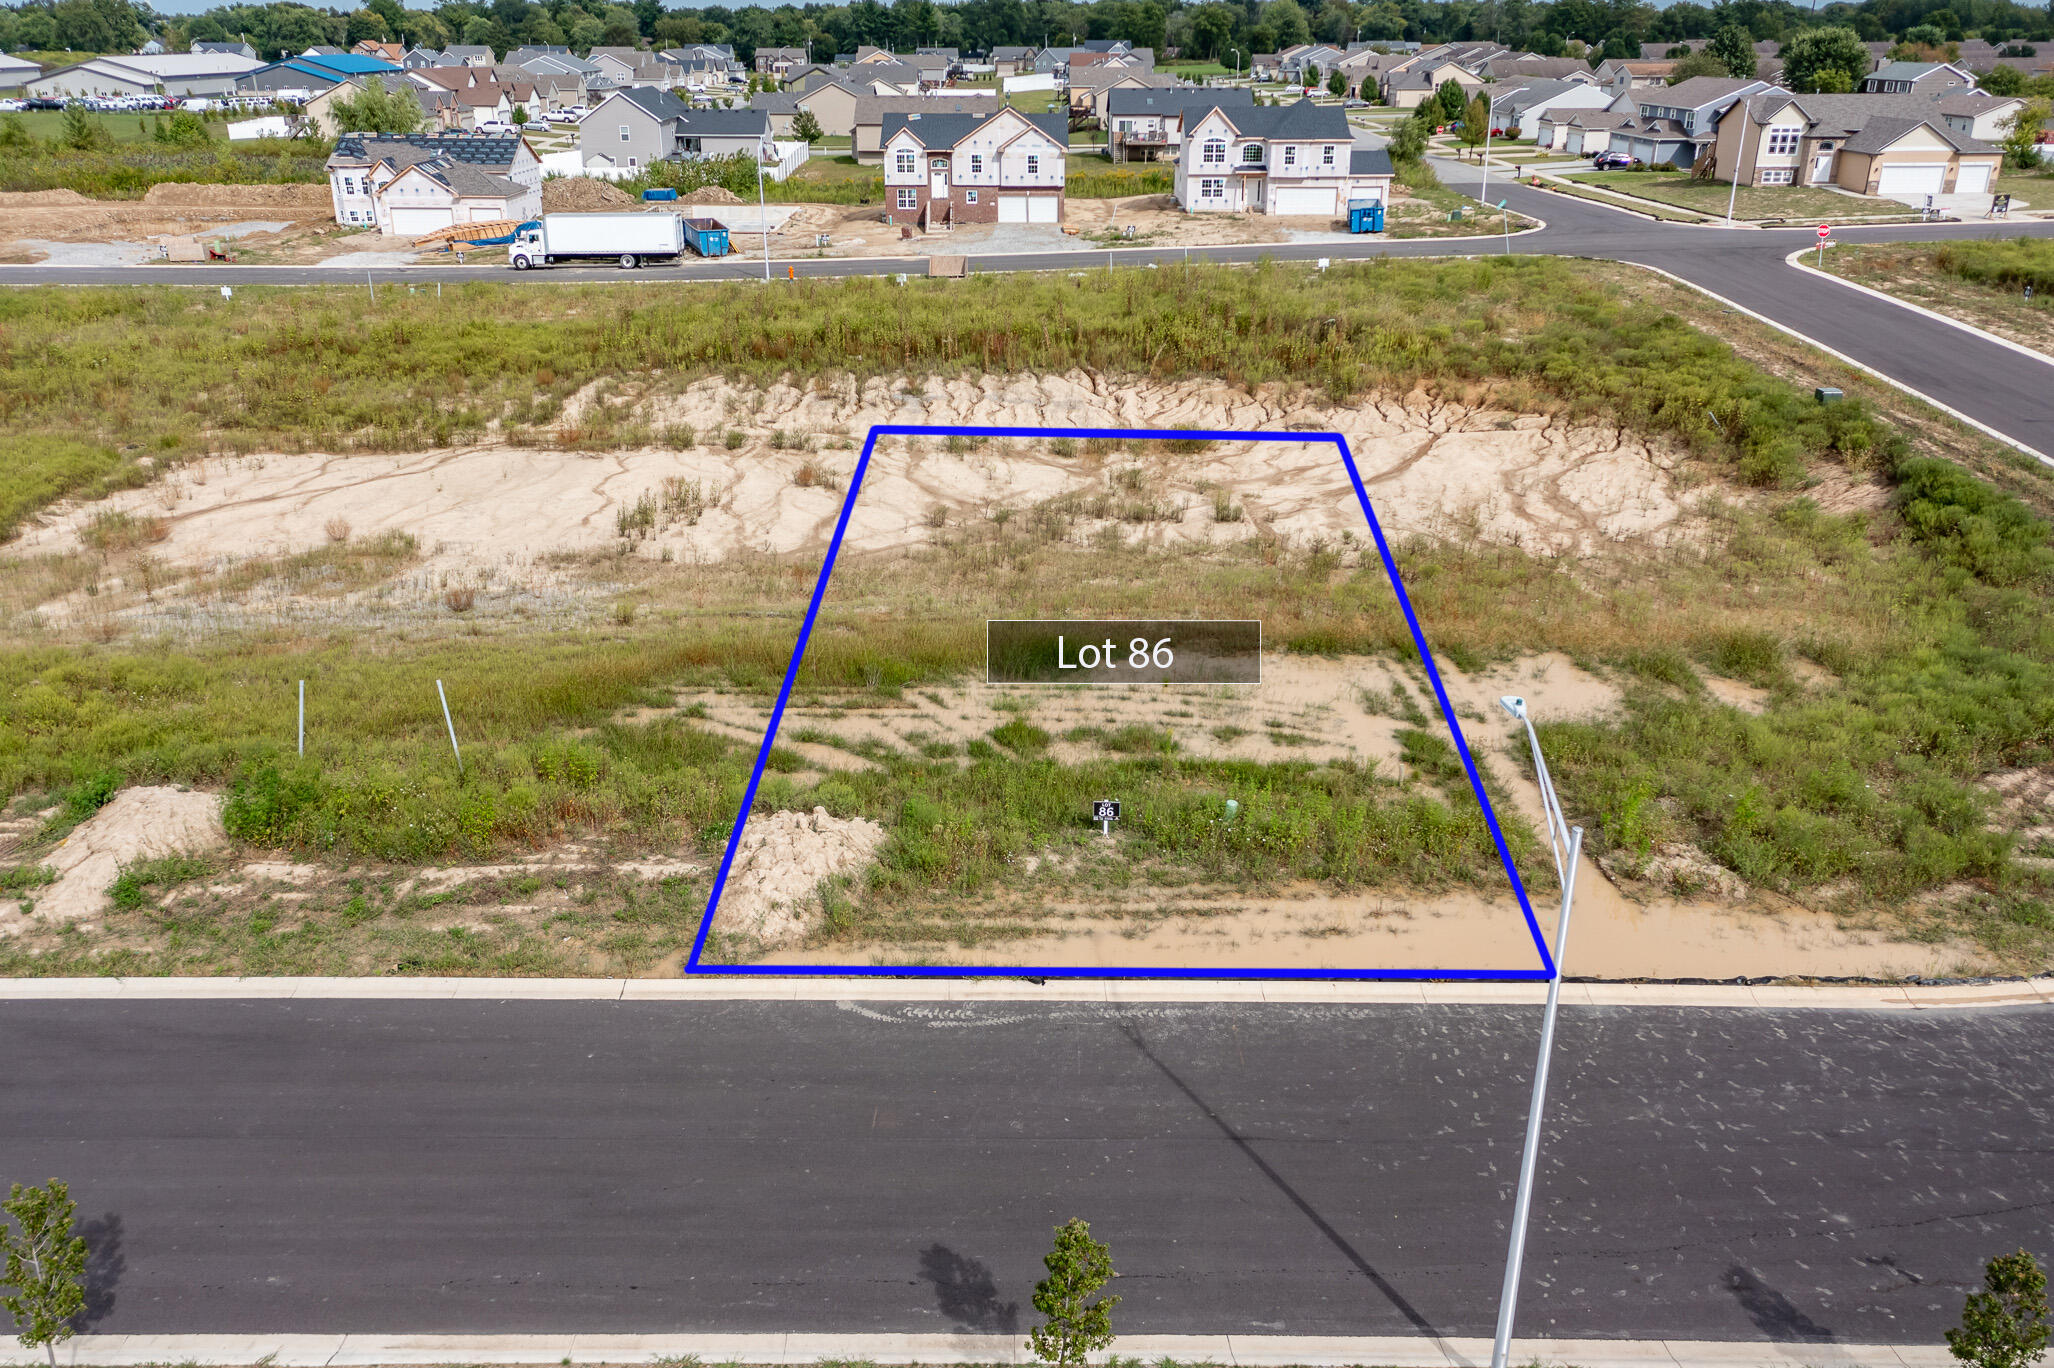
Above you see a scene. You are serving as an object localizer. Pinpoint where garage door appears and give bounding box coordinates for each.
[998,195,1029,223]
[1028,195,1058,223]
[390,206,455,236]
[1270,186,1336,217]
[1955,163,1991,193]
[1877,163,1946,195]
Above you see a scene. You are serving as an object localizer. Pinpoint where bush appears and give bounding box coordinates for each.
[1894,456,2054,586]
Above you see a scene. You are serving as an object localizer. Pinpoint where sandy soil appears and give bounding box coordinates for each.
[10,787,225,933]
[0,181,338,263]
[690,648,1983,978]
[713,807,886,944]
[7,374,1700,631]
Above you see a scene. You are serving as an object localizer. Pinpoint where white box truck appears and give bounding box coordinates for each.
[508,213,685,269]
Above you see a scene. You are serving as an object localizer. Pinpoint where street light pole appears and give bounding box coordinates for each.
[1488,695,1583,1368]
[1479,90,1512,204]
[757,160,771,283]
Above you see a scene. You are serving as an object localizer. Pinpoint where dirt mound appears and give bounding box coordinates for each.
[543,177,636,211]
[679,186,744,205]
[141,182,332,209]
[0,189,95,206]
[715,807,886,945]
[25,787,225,929]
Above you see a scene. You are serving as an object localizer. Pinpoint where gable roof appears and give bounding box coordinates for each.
[1187,97,1351,140]
[1840,112,1989,154]
[390,156,523,198]
[1104,86,1250,117]
[679,106,771,137]
[1350,147,1394,175]
[880,105,1066,151]
[1651,76,1765,108]
[598,84,691,122]
[327,131,526,171]
[751,92,799,113]
[854,93,1008,125]
[1867,60,1970,83]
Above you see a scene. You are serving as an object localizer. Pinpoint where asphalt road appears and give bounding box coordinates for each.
[4,162,2052,455]
[4,999,2049,1341]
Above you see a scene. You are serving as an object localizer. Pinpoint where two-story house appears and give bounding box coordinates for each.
[1713,89,2002,196]
[1105,86,1252,160]
[324,131,541,234]
[1613,75,1771,168]
[1861,60,1974,94]
[1173,98,1386,218]
[880,105,1068,227]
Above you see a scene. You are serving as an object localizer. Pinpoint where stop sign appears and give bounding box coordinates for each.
[1817,224,1831,238]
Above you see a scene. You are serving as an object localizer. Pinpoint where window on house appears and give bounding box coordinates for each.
[1026,153,1038,174]
[895,150,913,173]
[1322,144,1335,165]
[966,188,977,202]
[1766,128,1800,156]
[619,124,630,141]
[1759,166,1793,184]
[1200,177,1224,199]
[628,156,638,167]
[1202,140,1225,165]
[897,187,917,208]
[970,153,982,175]
[1283,145,1296,166]
[1242,142,1263,164]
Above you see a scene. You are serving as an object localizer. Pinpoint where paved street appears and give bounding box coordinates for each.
[3,166,2050,456]
[4,999,2049,1341]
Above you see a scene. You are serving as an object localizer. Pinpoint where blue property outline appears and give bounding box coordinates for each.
[684,424,1555,981]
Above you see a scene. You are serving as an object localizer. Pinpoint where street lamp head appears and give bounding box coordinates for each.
[1499,695,1527,721]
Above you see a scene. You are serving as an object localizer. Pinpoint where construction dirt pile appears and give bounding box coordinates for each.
[543,178,636,211]
[679,186,744,205]
[0,189,95,206]
[712,807,886,946]
[18,787,225,931]
[141,182,333,209]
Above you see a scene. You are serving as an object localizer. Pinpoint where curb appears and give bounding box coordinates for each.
[0,975,2045,1008]
[1784,244,2054,369]
[0,1331,1964,1367]
[1622,260,2054,470]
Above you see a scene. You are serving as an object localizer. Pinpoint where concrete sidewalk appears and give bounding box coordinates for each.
[0,1332,1960,1367]
[0,975,2046,1008]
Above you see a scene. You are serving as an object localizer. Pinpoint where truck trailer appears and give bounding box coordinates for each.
[508,213,686,269]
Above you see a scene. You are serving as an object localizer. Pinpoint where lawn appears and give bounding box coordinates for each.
[0,263,2050,972]
[1570,169,1917,221]
[6,108,176,144]
[1819,239,2054,355]
[1992,168,2054,210]
[1004,88,1061,114]
[1538,180,1711,223]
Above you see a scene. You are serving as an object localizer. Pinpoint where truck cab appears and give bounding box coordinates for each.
[509,222,546,270]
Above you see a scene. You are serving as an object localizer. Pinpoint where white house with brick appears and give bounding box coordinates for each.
[880,105,1067,228]
[1174,98,1379,217]
[325,131,541,235]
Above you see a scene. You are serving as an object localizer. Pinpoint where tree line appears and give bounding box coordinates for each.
[5,0,2054,70]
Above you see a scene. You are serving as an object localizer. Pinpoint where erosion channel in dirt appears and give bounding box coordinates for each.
[1,374,1979,979]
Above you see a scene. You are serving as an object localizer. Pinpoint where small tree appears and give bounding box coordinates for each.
[1459,92,1490,147]
[330,80,425,134]
[57,102,108,151]
[791,107,824,142]
[1434,77,1466,122]
[1327,67,1347,98]
[1781,25,1870,95]
[1948,1250,2051,1368]
[2000,96,2051,169]
[1388,112,1427,163]
[0,1180,87,1368]
[1027,1218,1119,1367]
[511,106,528,125]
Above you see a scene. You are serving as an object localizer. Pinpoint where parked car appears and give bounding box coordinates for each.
[1592,151,1635,169]
[25,97,64,110]
[0,98,24,112]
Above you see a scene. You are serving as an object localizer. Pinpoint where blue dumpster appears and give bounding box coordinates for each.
[1348,200,1386,233]
[642,187,679,202]
[682,217,730,258]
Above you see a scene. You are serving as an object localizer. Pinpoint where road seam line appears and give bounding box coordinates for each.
[1622,260,2054,470]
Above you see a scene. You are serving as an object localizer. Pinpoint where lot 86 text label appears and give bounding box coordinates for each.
[986,620,1262,684]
